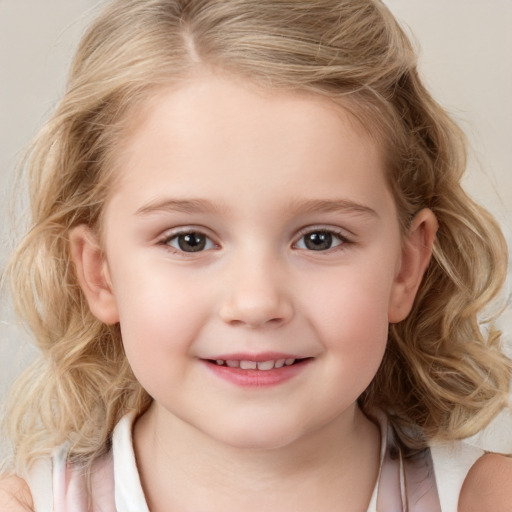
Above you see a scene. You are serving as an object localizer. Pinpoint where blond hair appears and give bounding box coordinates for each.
[3,0,510,470]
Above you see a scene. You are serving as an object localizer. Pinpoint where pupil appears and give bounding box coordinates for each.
[305,232,332,251]
[178,233,206,252]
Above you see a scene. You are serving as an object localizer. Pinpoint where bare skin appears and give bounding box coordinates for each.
[0,476,33,512]
[458,453,512,512]
[132,403,380,512]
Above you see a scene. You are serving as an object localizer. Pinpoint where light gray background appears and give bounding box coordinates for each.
[1,1,511,454]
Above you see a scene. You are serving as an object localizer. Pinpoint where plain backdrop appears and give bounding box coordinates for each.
[1,1,511,456]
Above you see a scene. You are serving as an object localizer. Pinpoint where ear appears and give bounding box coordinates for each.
[388,208,438,323]
[69,225,120,325]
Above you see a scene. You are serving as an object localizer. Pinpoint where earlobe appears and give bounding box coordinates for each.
[388,208,438,323]
[69,225,120,325]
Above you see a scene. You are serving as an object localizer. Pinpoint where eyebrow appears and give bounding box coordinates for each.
[135,198,226,216]
[287,198,379,218]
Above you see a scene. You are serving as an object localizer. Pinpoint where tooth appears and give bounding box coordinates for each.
[274,359,285,368]
[226,360,240,368]
[257,360,275,371]
[216,360,224,366]
[284,358,295,366]
[240,360,257,370]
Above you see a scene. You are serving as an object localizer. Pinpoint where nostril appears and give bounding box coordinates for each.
[218,288,294,328]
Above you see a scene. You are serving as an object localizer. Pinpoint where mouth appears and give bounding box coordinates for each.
[202,355,312,387]
[207,358,308,371]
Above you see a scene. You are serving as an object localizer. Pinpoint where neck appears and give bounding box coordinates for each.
[133,403,381,512]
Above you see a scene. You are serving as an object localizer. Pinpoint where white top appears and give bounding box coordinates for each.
[25,413,484,511]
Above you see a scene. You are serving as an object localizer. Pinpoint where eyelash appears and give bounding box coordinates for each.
[157,229,217,254]
[157,226,352,255]
[293,226,351,253]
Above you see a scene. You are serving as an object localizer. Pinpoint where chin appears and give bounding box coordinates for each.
[207,419,306,452]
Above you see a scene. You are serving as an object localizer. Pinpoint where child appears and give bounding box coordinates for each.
[1,0,511,510]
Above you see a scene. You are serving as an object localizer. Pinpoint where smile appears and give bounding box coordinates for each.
[213,358,297,370]
[203,356,312,387]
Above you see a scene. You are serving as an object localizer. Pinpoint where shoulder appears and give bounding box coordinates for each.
[0,475,34,511]
[458,453,512,512]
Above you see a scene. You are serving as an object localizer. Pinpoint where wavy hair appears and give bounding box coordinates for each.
[3,0,510,470]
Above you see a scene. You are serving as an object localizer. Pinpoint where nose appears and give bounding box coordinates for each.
[218,254,294,329]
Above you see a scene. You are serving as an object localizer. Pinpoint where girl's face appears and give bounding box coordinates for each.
[73,74,435,450]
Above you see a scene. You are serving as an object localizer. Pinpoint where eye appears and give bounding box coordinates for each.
[164,231,216,253]
[295,230,346,251]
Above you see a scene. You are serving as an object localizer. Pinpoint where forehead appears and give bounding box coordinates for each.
[107,74,394,217]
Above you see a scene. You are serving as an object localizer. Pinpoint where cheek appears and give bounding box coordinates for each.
[305,259,395,332]
[108,261,210,373]
[115,286,203,402]
[111,254,208,326]
[323,293,389,374]
[302,261,395,372]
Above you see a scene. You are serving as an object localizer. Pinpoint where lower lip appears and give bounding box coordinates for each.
[203,359,311,387]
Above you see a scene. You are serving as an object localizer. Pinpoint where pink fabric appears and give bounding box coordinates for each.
[375,418,441,511]
[53,450,116,512]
